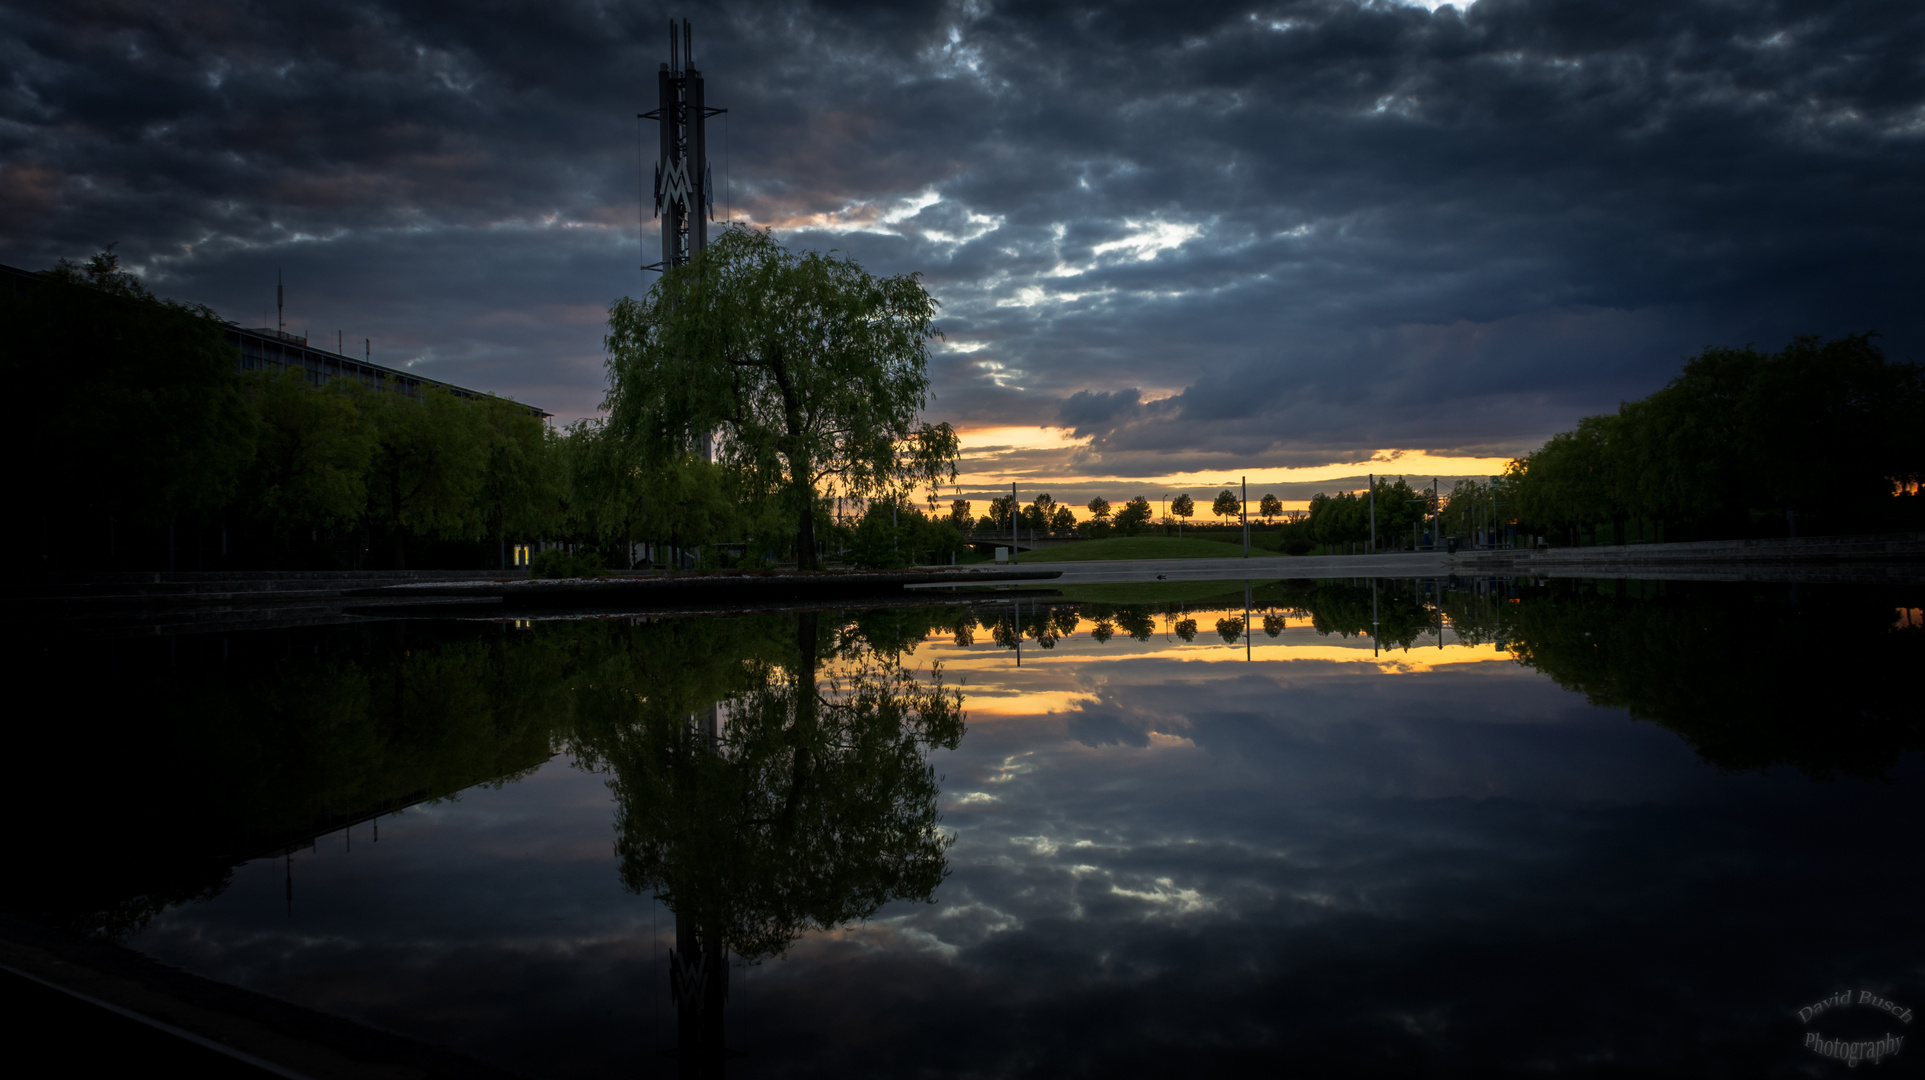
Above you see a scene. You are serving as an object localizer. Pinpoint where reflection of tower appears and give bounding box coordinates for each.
[667,911,728,1077]
[665,702,734,1078]
[643,19,723,276]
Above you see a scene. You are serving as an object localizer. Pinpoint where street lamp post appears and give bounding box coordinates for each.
[1010,482,1018,566]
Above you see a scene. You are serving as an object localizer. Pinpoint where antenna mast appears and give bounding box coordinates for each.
[640,18,725,275]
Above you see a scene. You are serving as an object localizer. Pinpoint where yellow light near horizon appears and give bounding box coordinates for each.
[914,616,1513,688]
[944,422,1515,520]
[953,425,1092,455]
[932,640,1512,677]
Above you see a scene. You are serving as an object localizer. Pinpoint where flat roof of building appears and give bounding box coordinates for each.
[1,262,551,419]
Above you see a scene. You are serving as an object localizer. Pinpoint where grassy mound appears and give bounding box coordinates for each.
[1007,535,1288,562]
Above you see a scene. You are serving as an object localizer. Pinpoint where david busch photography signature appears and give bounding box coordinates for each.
[1798,990,1914,1068]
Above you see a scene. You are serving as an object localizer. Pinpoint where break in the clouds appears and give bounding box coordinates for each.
[4,0,1922,478]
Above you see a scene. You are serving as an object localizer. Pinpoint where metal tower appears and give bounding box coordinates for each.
[641,19,724,274]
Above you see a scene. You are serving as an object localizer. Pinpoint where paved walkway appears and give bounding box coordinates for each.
[915,552,1456,585]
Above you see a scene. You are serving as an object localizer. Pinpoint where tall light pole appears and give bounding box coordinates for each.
[1493,475,1505,548]
[1431,478,1439,550]
[1241,475,1249,557]
[1368,473,1376,555]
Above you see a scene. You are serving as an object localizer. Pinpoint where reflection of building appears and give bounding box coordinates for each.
[0,261,548,419]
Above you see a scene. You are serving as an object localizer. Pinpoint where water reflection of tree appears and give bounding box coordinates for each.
[1498,582,1925,779]
[3,608,969,949]
[976,603,1080,651]
[985,582,1437,653]
[965,581,1922,780]
[1263,579,1434,649]
[1,622,573,936]
[569,610,964,1070]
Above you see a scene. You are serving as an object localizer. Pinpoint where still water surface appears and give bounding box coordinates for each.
[10,578,1924,1077]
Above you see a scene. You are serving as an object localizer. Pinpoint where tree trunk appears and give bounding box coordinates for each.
[791,457,816,571]
[390,463,406,570]
[797,497,816,570]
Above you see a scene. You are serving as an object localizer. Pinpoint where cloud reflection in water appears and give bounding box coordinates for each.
[106,580,1925,1077]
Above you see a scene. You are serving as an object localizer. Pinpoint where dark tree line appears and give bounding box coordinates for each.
[4,251,558,571]
[2,605,970,939]
[1276,335,1924,553]
[1507,334,1925,544]
[1,250,854,573]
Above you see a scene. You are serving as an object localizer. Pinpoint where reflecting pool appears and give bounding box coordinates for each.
[6,577,1923,1077]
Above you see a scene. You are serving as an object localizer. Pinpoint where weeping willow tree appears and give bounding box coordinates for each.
[603,227,960,569]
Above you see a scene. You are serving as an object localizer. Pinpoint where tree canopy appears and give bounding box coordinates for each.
[1212,489,1240,522]
[604,228,960,570]
[1507,334,1924,542]
[1114,496,1153,535]
[5,248,252,533]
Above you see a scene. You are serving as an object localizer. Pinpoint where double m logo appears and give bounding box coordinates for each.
[655,158,695,216]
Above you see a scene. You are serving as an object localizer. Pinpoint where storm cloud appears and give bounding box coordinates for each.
[4,0,1920,475]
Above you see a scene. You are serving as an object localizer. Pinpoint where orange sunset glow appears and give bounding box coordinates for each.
[945,424,1517,515]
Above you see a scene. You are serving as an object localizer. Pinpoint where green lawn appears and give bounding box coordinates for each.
[1003,535,1289,562]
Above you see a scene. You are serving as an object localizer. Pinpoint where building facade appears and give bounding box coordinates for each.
[2,261,549,419]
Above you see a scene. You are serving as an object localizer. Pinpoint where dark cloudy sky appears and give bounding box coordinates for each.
[5,0,1921,502]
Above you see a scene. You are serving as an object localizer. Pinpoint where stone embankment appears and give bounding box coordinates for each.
[346,568,1061,612]
[4,567,1063,635]
[1453,532,1925,583]
[2,570,514,635]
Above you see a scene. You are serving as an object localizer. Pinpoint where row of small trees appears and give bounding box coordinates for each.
[946,490,1305,541]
